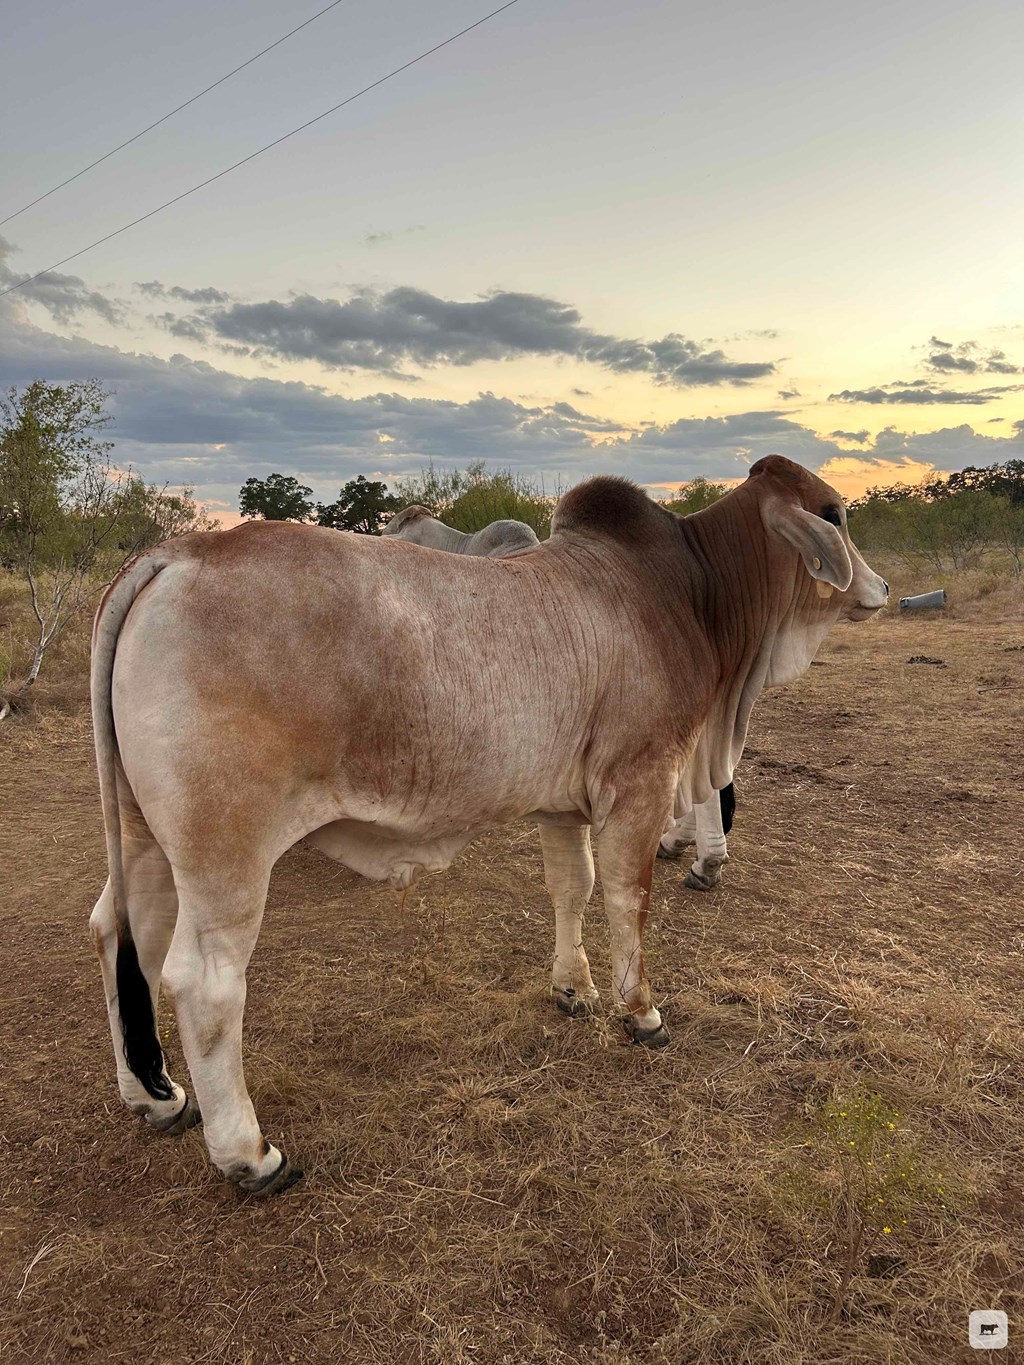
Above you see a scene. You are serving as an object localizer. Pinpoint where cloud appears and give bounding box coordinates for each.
[0,235,123,325]
[777,388,801,400]
[830,429,870,443]
[136,280,231,305]
[829,383,1022,405]
[3,307,1022,513]
[921,335,1019,376]
[362,225,425,247]
[163,285,776,387]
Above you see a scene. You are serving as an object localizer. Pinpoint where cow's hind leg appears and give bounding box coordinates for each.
[162,864,301,1195]
[89,815,197,1133]
[684,791,731,891]
[538,822,600,1016]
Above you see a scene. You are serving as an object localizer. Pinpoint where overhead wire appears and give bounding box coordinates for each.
[0,0,520,300]
[1,0,354,227]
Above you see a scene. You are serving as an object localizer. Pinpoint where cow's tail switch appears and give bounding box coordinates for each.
[91,551,174,1101]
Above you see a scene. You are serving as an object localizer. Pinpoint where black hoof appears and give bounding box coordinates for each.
[553,987,599,1017]
[240,1152,304,1197]
[657,843,682,861]
[149,1094,202,1136]
[624,1017,671,1049]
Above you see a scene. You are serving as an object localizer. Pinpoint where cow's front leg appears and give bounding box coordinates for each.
[598,809,670,1049]
[538,821,600,1016]
[684,791,730,891]
[162,867,302,1195]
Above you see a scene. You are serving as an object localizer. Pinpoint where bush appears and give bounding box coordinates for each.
[393,462,561,537]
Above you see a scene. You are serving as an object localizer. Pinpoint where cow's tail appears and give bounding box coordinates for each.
[719,782,736,836]
[91,551,174,1101]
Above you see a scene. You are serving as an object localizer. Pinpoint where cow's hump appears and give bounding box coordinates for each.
[551,476,664,542]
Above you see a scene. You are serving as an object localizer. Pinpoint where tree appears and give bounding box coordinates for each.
[112,477,219,551]
[393,461,559,537]
[924,460,1024,507]
[659,476,729,516]
[0,379,142,716]
[239,472,314,521]
[315,475,401,535]
[992,496,1024,574]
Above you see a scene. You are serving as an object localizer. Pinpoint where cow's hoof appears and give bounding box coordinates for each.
[148,1094,201,1136]
[553,987,600,1017]
[239,1153,304,1197]
[657,843,684,861]
[624,1017,671,1049]
[684,864,722,891]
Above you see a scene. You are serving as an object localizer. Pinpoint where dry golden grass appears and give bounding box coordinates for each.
[0,565,1021,1362]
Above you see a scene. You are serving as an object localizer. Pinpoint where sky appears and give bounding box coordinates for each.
[2,0,1023,525]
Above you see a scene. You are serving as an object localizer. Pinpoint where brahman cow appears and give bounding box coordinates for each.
[381,503,540,556]
[89,455,887,1193]
[384,504,737,890]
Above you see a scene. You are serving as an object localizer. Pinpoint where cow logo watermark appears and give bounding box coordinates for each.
[969,1310,1008,1350]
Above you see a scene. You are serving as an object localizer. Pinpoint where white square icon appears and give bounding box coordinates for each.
[969,1310,1008,1349]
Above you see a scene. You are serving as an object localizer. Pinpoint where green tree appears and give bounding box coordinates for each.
[316,475,401,535]
[659,476,729,516]
[112,477,219,551]
[239,472,314,521]
[393,461,558,536]
[0,379,142,715]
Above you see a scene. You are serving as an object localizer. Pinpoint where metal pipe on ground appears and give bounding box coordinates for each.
[899,589,946,611]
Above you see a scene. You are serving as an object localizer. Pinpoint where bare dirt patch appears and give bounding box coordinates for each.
[1,603,1022,1363]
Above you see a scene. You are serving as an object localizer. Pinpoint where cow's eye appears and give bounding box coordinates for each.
[821,506,843,527]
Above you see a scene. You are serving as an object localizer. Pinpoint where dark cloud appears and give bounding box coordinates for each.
[927,351,979,374]
[1013,418,1024,438]
[165,285,776,387]
[984,350,1018,375]
[4,307,1021,513]
[830,429,870,443]
[570,386,592,397]
[778,388,801,400]
[921,335,1019,376]
[829,383,1021,406]
[136,280,231,305]
[153,312,214,343]
[0,235,123,325]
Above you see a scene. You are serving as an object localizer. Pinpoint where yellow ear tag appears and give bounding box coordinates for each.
[815,578,833,599]
[812,556,822,570]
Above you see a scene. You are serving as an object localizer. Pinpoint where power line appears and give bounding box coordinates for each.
[0,0,520,300]
[1,0,354,228]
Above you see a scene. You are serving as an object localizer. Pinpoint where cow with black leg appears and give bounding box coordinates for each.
[89,455,887,1194]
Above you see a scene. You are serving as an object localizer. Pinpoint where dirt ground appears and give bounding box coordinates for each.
[1,595,1022,1363]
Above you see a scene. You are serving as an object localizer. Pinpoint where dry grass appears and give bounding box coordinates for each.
[0,568,1021,1362]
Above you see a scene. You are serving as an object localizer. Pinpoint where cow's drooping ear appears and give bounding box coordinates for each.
[764,502,854,591]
